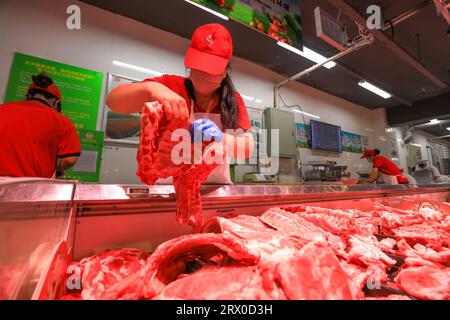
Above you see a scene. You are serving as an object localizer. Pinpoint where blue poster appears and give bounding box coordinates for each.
[341,131,363,153]
[296,123,310,148]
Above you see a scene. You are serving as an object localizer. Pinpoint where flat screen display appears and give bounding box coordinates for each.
[310,120,342,153]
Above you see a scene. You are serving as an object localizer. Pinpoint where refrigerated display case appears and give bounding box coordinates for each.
[1,179,449,299]
[0,178,76,300]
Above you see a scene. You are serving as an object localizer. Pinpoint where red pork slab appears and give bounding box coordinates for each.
[274,242,354,300]
[137,102,217,231]
[77,249,148,300]
[348,235,396,269]
[395,266,450,300]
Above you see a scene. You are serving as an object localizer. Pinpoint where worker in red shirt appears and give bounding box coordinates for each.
[107,23,254,184]
[0,73,81,178]
[361,149,409,184]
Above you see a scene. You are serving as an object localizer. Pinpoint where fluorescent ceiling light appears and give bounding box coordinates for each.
[447,127,450,131]
[240,94,255,102]
[396,139,403,142]
[113,60,162,76]
[410,143,421,147]
[277,41,336,69]
[255,99,263,104]
[185,0,229,20]
[291,109,320,119]
[429,119,440,123]
[358,81,392,99]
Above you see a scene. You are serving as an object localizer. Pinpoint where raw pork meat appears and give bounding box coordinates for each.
[123,233,258,300]
[75,249,148,300]
[274,242,353,300]
[395,266,450,300]
[62,201,450,301]
[154,265,274,300]
[347,235,396,269]
[137,102,217,231]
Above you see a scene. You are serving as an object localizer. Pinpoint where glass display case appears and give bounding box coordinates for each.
[0,178,76,300]
[1,178,449,299]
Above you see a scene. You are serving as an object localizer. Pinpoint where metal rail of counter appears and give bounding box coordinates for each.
[72,183,450,217]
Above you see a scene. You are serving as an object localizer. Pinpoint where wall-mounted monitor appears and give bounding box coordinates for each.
[310,120,342,153]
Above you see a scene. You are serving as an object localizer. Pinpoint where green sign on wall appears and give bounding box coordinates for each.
[62,129,105,182]
[4,52,104,130]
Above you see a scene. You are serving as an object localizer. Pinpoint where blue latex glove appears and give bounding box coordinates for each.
[190,118,223,143]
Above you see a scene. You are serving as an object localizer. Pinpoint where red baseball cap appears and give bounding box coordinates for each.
[28,83,62,101]
[184,23,233,75]
[361,149,377,159]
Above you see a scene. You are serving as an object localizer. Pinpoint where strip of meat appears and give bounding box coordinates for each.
[274,242,354,300]
[153,265,275,300]
[139,233,260,299]
[259,207,347,259]
[339,262,388,299]
[348,235,396,269]
[393,224,447,248]
[366,295,411,300]
[202,215,277,239]
[77,249,148,300]
[137,102,217,231]
[395,266,450,300]
[379,238,397,254]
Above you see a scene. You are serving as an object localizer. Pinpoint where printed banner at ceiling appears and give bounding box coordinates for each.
[192,0,303,50]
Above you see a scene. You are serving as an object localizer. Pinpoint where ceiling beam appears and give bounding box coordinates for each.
[327,0,448,89]
[385,91,450,126]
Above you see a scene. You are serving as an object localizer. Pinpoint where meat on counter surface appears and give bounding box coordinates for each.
[60,202,450,300]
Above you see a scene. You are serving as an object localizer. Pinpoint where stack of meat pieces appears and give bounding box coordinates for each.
[136,102,217,231]
[60,202,450,300]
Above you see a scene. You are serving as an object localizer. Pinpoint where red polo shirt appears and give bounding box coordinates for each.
[142,75,252,131]
[0,99,81,178]
[373,155,408,184]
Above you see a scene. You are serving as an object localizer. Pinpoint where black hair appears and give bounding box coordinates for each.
[185,63,239,130]
[374,149,381,155]
[27,73,57,100]
[27,73,61,112]
[218,63,238,130]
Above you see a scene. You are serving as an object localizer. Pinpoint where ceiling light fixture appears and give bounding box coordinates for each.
[240,94,255,102]
[277,41,336,69]
[185,0,229,20]
[113,60,162,76]
[290,109,321,119]
[358,81,392,99]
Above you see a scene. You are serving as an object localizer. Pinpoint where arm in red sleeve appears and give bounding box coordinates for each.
[58,118,81,159]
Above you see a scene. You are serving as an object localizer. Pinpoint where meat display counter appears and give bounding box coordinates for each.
[1,179,449,300]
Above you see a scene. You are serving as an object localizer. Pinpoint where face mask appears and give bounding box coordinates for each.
[189,69,225,96]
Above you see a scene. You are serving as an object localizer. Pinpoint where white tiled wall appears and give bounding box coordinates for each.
[0,0,399,183]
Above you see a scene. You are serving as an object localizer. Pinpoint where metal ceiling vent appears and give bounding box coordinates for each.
[314,6,348,51]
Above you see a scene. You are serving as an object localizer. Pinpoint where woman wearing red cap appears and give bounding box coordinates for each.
[0,73,81,179]
[361,149,409,184]
[107,23,254,184]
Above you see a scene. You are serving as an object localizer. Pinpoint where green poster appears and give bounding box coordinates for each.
[62,129,104,182]
[4,52,104,130]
